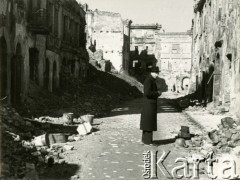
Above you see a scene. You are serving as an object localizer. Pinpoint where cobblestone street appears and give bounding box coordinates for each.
[3,0,240,179]
[53,93,207,180]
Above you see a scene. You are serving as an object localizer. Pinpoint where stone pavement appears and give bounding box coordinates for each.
[57,93,211,180]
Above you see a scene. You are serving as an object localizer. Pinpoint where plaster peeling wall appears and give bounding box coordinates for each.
[86,10,127,72]
[191,0,240,119]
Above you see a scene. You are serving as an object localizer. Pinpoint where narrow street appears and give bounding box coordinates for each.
[42,93,205,180]
[2,0,240,179]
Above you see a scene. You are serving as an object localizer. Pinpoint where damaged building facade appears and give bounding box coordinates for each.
[47,0,89,92]
[130,23,162,76]
[129,24,192,91]
[159,32,192,92]
[86,10,132,73]
[0,0,88,106]
[190,0,240,119]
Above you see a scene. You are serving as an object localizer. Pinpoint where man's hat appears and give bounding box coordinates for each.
[150,66,160,73]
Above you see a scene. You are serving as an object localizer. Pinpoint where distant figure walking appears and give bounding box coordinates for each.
[140,67,161,145]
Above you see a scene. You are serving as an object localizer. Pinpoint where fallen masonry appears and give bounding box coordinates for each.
[173,118,240,178]
[1,105,95,179]
[175,117,240,154]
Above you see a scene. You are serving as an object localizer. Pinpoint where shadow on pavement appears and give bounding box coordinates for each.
[104,97,182,118]
[153,134,196,146]
[153,138,176,145]
[40,163,80,179]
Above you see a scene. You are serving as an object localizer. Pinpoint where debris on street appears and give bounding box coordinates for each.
[77,122,93,135]
[0,105,96,179]
[180,117,240,157]
[16,64,142,119]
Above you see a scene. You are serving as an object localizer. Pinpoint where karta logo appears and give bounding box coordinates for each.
[142,150,240,179]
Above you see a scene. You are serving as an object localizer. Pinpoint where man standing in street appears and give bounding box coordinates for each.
[140,66,161,145]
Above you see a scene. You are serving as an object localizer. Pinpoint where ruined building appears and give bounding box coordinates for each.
[159,32,192,92]
[0,0,88,106]
[86,10,132,73]
[129,24,192,91]
[130,23,162,75]
[190,0,240,119]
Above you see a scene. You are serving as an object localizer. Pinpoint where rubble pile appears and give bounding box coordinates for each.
[206,117,240,153]
[181,96,231,116]
[208,105,230,115]
[1,105,43,179]
[175,120,240,176]
[87,65,143,98]
[181,117,240,155]
[33,115,85,125]
[185,105,207,112]
[1,106,91,179]
[186,103,230,115]
[88,49,115,73]
[18,64,142,118]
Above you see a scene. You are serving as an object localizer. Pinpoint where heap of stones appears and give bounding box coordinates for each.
[208,117,240,153]
[0,105,80,179]
[189,117,240,156]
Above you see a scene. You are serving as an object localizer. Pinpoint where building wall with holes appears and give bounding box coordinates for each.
[46,50,60,92]
[129,24,162,78]
[86,10,130,72]
[0,0,47,105]
[158,33,192,72]
[0,0,88,106]
[157,32,192,92]
[46,0,88,92]
[130,28,158,55]
[191,0,240,120]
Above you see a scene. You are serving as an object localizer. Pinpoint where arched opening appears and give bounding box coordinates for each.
[11,43,23,106]
[60,58,66,88]
[182,77,190,91]
[44,58,50,89]
[208,65,214,102]
[212,52,221,105]
[29,48,39,84]
[52,61,57,92]
[0,37,8,99]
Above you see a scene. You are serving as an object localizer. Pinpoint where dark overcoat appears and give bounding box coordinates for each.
[140,75,159,131]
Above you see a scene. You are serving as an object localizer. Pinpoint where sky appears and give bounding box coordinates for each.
[77,0,194,32]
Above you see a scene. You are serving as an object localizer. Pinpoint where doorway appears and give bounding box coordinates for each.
[44,58,50,89]
[29,48,39,84]
[52,61,57,92]
[11,43,23,106]
[0,37,8,99]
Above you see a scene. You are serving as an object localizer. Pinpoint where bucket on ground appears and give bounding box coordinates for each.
[179,126,191,139]
[34,134,49,146]
[81,114,94,125]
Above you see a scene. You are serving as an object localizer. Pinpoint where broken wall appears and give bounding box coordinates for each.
[0,0,89,106]
[129,24,162,75]
[0,0,47,105]
[86,10,128,72]
[191,0,240,120]
[158,32,192,92]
